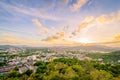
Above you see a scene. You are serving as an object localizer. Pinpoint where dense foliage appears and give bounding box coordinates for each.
[0,58,120,80]
[87,51,120,63]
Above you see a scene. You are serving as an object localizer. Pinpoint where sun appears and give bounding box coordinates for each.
[79,38,91,43]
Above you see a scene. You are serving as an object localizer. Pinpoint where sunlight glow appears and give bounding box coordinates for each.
[79,38,91,43]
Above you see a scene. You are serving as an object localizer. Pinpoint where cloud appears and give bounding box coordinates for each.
[41,30,79,46]
[87,0,94,5]
[76,16,94,32]
[62,0,69,4]
[96,11,120,24]
[114,34,120,41]
[32,19,48,33]
[55,0,69,11]
[72,10,120,35]
[71,0,88,11]
[72,16,94,35]
[0,1,59,20]
[0,37,17,44]
[0,36,43,46]
[0,34,17,43]
[41,34,79,46]
[63,26,69,32]
[0,38,36,46]
[42,25,71,41]
[42,32,65,41]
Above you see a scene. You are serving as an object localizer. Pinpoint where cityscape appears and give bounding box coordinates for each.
[0,0,120,80]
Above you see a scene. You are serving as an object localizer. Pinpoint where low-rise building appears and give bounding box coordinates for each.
[19,66,28,74]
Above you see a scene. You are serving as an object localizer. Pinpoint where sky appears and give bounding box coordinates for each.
[0,0,120,47]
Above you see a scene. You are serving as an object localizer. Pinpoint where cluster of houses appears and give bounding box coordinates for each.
[0,55,39,75]
[0,47,120,76]
[0,48,61,75]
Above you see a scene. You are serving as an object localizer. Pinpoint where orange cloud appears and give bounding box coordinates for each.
[42,32,65,41]
[0,34,40,46]
[0,31,78,46]
[72,11,120,36]
[114,34,120,41]
[71,0,87,11]
[32,19,48,33]
[42,38,79,46]
[72,16,94,35]
[98,34,120,47]
[0,37,18,44]
[96,11,120,24]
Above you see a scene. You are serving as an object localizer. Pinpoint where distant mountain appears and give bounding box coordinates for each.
[0,45,16,49]
[55,45,120,52]
[0,45,27,50]
[0,44,120,52]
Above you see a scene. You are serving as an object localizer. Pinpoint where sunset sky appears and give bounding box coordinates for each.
[0,0,120,47]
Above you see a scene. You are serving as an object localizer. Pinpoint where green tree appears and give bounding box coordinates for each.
[90,70,113,80]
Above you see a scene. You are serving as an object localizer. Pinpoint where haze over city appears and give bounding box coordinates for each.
[0,0,120,47]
